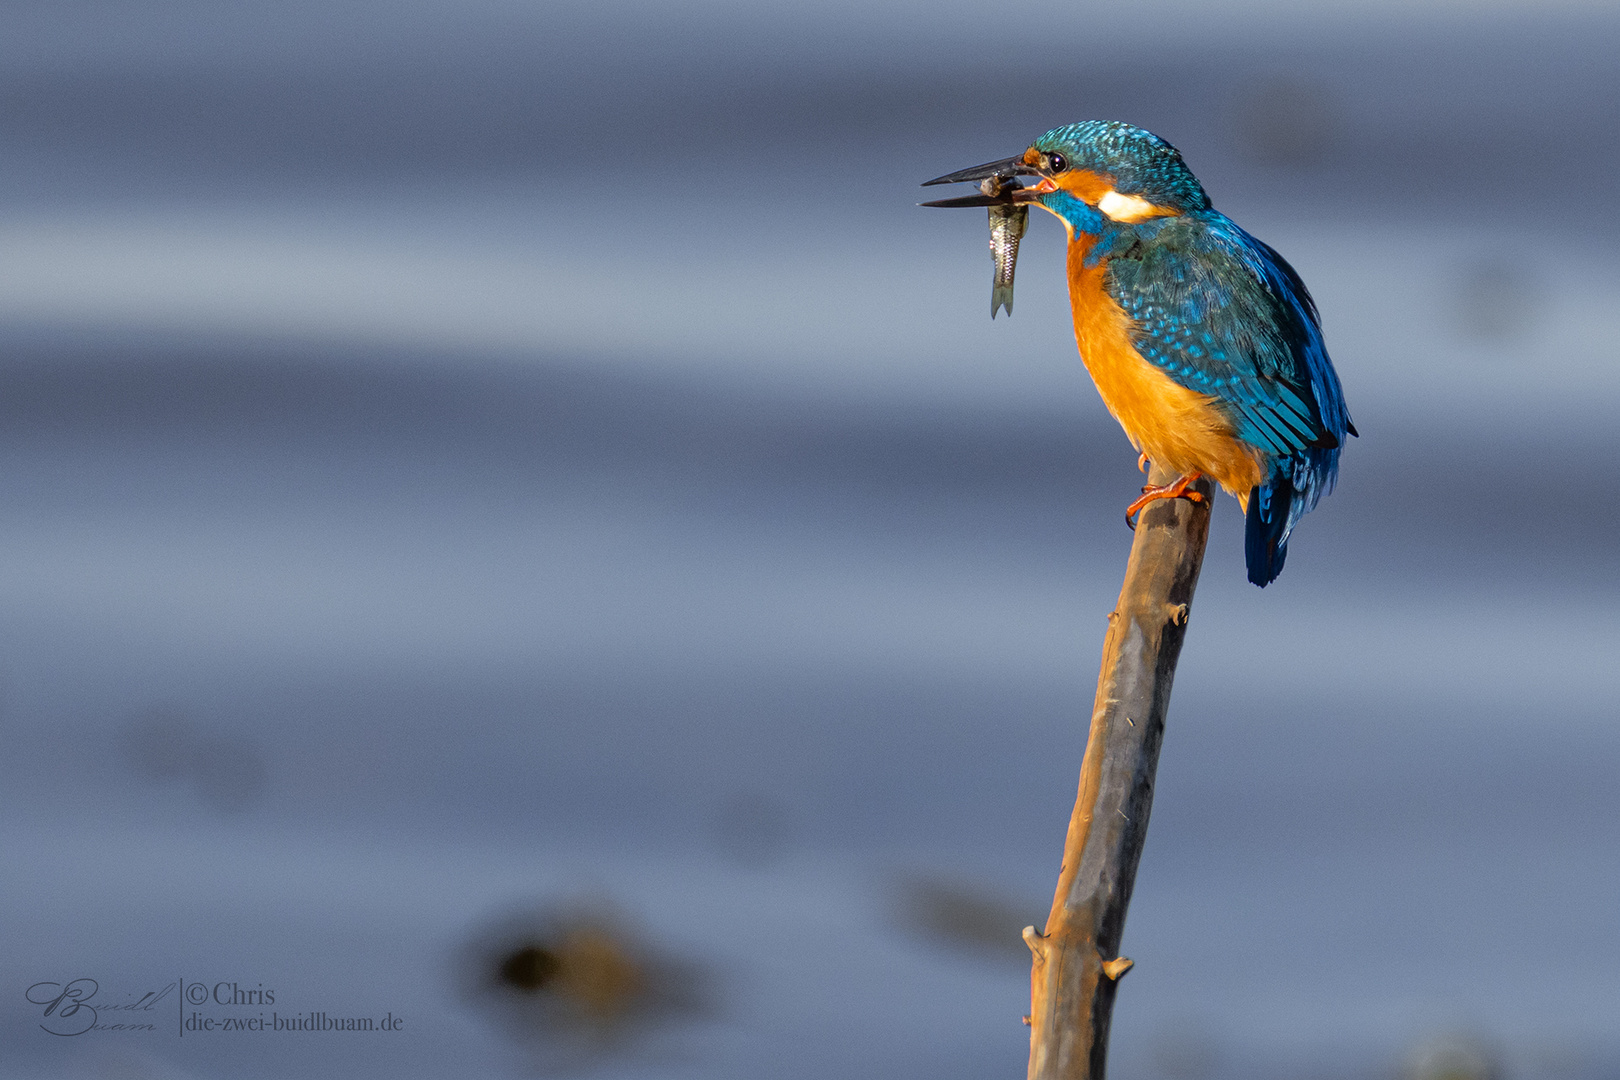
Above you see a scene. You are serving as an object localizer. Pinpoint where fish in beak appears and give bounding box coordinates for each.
[922,156,1042,317]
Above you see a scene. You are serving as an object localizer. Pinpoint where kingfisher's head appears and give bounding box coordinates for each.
[923,121,1210,233]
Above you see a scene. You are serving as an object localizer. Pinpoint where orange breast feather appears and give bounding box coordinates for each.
[1065,238,1264,503]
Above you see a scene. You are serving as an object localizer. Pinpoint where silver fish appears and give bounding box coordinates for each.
[982,175,1027,319]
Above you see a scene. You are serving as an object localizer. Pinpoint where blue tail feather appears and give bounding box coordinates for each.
[1244,479,1292,587]
[1245,445,1341,586]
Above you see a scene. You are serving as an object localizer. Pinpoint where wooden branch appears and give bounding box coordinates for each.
[1024,467,1214,1080]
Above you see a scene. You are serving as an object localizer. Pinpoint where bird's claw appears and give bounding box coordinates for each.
[1124,474,1205,530]
[1137,453,1149,474]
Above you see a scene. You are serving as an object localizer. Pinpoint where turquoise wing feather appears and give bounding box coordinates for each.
[1098,211,1354,584]
[1100,212,1351,458]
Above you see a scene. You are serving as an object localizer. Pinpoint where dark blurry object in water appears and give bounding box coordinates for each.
[891,872,1037,963]
[496,927,643,1022]
[119,707,266,812]
[459,902,708,1072]
[500,944,564,992]
[710,789,794,867]
[1404,1033,1501,1080]
[1232,77,1338,168]
[1452,259,1541,343]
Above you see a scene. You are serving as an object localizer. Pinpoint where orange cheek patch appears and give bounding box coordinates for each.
[1027,159,1182,223]
[1054,169,1115,203]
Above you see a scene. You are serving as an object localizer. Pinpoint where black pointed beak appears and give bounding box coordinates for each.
[920,155,1043,207]
[921,156,1038,187]
[919,184,1045,208]
[917,192,1020,208]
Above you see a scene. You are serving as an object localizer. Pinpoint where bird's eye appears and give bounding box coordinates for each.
[1047,152,1068,173]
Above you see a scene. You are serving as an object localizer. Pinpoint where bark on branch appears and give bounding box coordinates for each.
[1025,467,1213,1080]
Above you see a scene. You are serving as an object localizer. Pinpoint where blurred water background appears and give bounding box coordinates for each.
[1,2,1617,1077]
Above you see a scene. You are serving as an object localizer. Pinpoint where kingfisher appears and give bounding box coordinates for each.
[923,121,1354,586]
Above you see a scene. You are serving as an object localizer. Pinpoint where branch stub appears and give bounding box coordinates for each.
[1101,956,1134,981]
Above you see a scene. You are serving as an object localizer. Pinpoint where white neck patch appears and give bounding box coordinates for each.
[1097,190,1163,223]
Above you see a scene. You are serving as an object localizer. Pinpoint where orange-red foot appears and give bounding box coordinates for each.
[1125,473,1205,530]
[1137,453,1150,474]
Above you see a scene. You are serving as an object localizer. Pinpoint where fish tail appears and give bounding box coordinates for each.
[992,284,1014,318]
